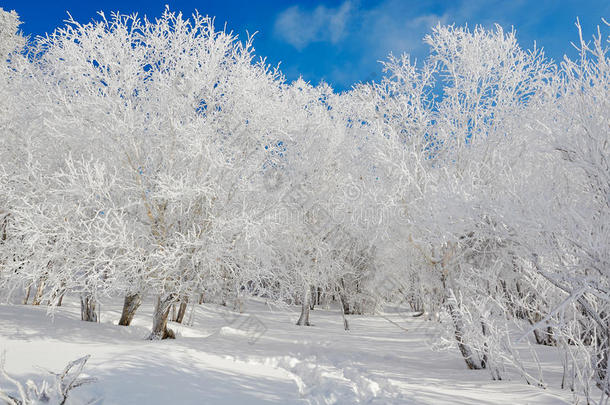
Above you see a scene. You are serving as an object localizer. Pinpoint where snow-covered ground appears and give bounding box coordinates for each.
[0,299,587,404]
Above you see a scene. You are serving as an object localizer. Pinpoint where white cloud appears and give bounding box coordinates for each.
[274,1,353,50]
[272,0,460,88]
[274,0,447,57]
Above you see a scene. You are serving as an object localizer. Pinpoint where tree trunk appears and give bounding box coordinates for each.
[594,327,610,396]
[174,299,188,324]
[170,303,177,321]
[0,211,8,243]
[186,300,196,326]
[480,320,491,373]
[80,295,98,322]
[31,279,46,305]
[296,287,311,326]
[309,286,316,310]
[440,247,485,371]
[340,293,350,315]
[22,284,32,305]
[57,292,65,307]
[532,325,556,346]
[148,294,176,340]
[118,293,142,326]
[447,300,484,370]
[49,285,66,307]
[338,294,350,331]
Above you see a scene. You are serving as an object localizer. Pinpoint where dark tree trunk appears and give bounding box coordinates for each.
[480,321,491,374]
[148,294,176,340]
[119,293,142,326]
[341,293,350,315]
[80,295,98,322]
[174,299,188,324]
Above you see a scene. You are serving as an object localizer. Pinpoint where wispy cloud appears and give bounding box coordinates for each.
[273,0,553,89]
[274,0,447,57]
[274,1,353,50]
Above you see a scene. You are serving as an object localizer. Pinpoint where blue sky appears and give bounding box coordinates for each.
[3,0,609,91]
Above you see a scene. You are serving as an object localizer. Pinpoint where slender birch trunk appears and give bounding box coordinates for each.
[22,284,32,305]
[31,278,46,305]
[338,294,350,331]
[296,287,311,326]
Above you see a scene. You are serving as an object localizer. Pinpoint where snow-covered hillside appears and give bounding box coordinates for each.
[0,299,588,404]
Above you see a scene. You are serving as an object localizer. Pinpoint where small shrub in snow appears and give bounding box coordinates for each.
[0,354,98,405]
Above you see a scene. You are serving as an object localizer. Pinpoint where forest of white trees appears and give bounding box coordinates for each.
[0,6,608,403]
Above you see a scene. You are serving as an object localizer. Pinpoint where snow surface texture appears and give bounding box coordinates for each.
[0,298,587,404]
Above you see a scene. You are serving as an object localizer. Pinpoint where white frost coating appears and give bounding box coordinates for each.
[0,6,608,403]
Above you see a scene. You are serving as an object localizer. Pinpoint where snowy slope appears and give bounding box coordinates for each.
[0,299,587,404]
